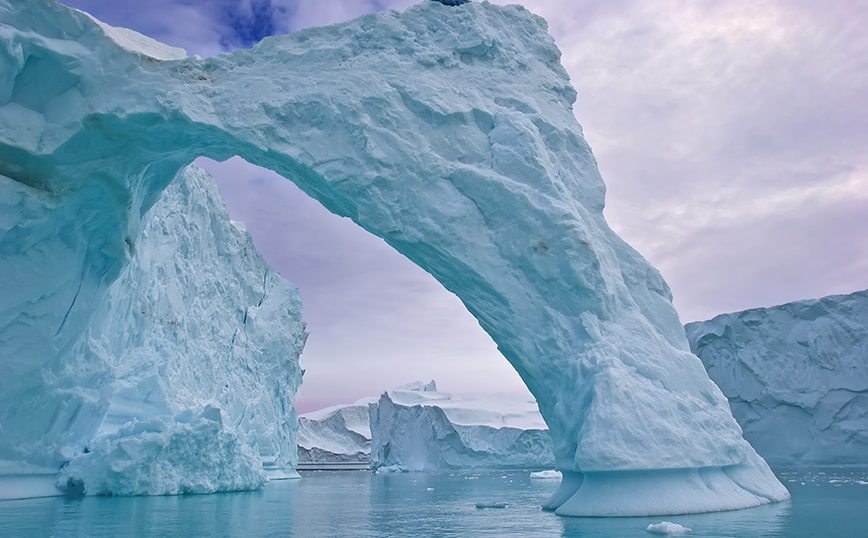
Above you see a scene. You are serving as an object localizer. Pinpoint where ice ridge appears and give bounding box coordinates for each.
[0,0,787,514]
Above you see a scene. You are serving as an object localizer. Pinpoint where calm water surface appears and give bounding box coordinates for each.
[2,469,867,537]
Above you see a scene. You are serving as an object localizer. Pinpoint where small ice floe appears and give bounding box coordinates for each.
[646,521,692,535]
[374,465,404,474]
[476,502,508,509]
[529,470,562,480]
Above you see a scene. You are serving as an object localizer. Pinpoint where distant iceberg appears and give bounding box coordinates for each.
[299,381,555,470]
[370,381,555,471]
[298,398,376,467]
[686,289,868,467]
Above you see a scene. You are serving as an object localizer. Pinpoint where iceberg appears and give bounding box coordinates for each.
[0,0,787,514]
[0,162,306,499]
[298,381,555,470]
[369,381,555,471]
[686,289,868,467]
[298,398,376,467]
[298,381,554,470]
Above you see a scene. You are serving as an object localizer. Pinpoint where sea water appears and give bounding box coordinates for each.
[1,469,867,537]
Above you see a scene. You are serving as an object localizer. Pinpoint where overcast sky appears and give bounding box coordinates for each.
[60,0,868,413]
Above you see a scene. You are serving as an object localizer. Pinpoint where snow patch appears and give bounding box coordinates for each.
[82,12,187,60]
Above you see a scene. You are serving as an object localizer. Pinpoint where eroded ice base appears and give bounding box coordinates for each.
[544,450,789,516]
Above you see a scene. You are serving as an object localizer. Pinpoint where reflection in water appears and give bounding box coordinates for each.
[1,468,867,537]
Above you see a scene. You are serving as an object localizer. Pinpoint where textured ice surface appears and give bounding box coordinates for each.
[0,0,786,513]
[686,289,868,467]
[0,162,305,498]
[57,406,267,496]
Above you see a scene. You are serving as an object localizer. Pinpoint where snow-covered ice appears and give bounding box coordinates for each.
[686,289,868,467]
[0,0,787,514]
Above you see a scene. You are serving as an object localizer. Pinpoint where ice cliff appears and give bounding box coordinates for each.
[0,161,306,498]
[0,0,787,514]
[298,398,375,466]
[369,381,555,471]
[686,289,868,468]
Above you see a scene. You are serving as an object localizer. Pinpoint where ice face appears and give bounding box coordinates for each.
[0,0,787,514]
[0,162,306,499]
[298,400,375,465]
[686,289,868,467]
[369,384,555,471]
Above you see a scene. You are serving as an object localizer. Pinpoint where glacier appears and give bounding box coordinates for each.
[686,289,868,468]
[298,381,555,470]
[0,0,788,514]
[369,381,555,471]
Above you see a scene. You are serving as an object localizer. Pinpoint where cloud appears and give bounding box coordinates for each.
[508,0,868,320]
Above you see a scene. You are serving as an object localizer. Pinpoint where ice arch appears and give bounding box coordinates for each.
[0,0,788,515]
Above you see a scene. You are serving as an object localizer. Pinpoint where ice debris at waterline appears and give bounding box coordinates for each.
[369,381,555,471]
[476,501,508,509]
[0,0,787,514]
[0,162,306,499]
[686,288,868,467]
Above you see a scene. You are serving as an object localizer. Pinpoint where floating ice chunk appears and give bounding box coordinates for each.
[476,501,508,509]
[646,522,693,535]
[530,470,562,480]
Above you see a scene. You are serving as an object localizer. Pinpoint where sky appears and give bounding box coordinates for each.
[59,0,868,413]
